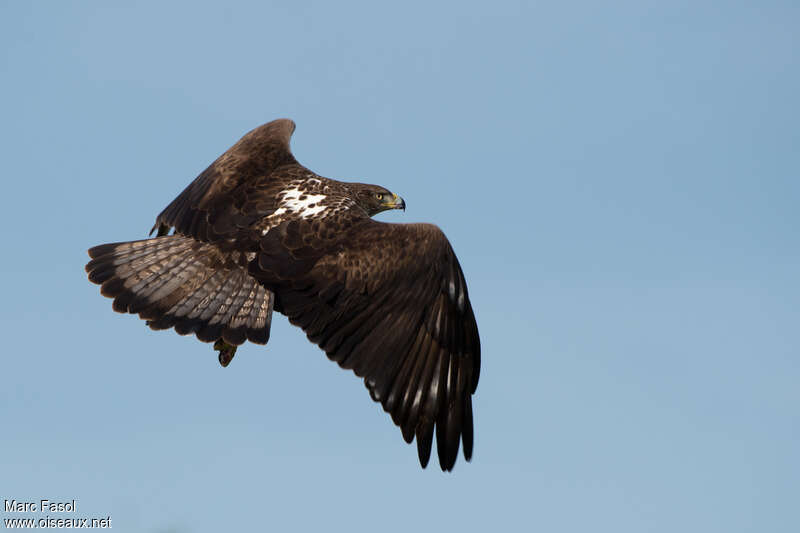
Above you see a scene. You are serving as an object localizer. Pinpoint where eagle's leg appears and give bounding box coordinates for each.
[214,339,237,367]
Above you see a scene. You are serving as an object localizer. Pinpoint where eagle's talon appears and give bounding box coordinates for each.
[214,339,237,367]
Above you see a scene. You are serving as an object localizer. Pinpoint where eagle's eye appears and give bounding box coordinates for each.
[375,193,384,201]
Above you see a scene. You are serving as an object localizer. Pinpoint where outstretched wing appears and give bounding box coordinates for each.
[254,218,480,471]
[152,118,307,242]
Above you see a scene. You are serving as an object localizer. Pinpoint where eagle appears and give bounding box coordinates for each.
[85,119,480,471]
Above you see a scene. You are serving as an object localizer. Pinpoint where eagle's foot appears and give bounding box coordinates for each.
[214,339,237,367]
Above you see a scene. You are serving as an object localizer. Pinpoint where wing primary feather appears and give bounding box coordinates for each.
[385,326,426,425]
[416,424,434,469]
[462,395,474,462]
[397,329,434,442]
[402,335,440,444]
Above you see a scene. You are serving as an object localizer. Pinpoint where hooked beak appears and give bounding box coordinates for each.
[389,193,406,211]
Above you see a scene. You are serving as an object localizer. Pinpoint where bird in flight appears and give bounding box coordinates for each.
[85,119,480,470]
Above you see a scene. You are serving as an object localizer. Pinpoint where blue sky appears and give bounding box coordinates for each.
[2,1,798,531]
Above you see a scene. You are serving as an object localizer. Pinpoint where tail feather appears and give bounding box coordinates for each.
[246,284,272,344]
[224,284,258,346]
[206,270,251,337]
[162,269,228,332]
[127,252,200,314]
[196,269,247,342]
[86,235,273,346]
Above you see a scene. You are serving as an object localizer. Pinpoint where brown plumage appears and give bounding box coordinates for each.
[85,119,480,471]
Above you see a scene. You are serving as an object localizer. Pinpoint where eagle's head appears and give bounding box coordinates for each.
[351,184,406,217]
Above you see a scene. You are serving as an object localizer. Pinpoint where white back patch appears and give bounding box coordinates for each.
[257,180,352,236]
[280,187,327,218]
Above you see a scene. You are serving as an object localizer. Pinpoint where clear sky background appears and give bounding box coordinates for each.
[1,1,798,532]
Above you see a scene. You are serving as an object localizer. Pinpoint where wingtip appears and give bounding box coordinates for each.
[252,118,296,139]
[416,427,434,469]
[277,118,296,133]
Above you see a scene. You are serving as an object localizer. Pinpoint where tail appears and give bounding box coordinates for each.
[86,235,273,346]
